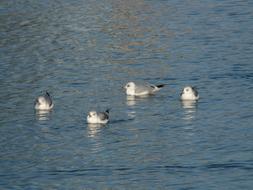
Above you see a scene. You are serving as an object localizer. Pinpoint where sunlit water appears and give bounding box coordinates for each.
[1,0,253,189]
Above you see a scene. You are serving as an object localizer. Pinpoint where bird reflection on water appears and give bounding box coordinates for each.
[35,110,52,121]
[87,123,105,138]
[126,95,137,106]
[181,100,198,121]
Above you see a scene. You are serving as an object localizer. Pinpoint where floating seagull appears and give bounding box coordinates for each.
[87,109,110,124]
[34,92,54,110]
[124,82,165,96]
[180,86,199,101]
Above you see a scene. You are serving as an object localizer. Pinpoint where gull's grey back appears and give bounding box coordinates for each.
[135,84,154,94]
[98,112,109,120]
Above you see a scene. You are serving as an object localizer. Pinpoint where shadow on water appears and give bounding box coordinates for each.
[38,161,253,178]
[110,117,135,124]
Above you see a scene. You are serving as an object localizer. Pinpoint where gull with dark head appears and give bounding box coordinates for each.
[180,86,199,101]
[87,109,110,124]
[124,81,165,96]
[34,92,54,110]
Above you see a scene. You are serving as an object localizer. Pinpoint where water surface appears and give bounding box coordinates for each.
[0,0,253,189]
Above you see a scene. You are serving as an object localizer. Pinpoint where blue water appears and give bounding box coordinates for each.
[1,0,253,189]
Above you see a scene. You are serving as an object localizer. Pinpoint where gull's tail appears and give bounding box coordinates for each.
[105,109,111,114]
[45,91,51,98]
[156,84,165,89]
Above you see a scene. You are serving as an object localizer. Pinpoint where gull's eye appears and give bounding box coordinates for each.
[186,88,189,92]
[127,84,130,87]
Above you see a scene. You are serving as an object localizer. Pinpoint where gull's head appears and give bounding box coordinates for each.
[87,111,100,124]
[181,86,199,100]
[124,82,135,89]
[124,82,136,95]
[36,96,47,105]
[35,95,52,110]
[87,111,97,119]
[182,86,195,95]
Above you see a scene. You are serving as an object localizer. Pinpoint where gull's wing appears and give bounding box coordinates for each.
[98,112,109,121]
[45,92,53,106]
[192,87,199,97]
[135,84,154,94]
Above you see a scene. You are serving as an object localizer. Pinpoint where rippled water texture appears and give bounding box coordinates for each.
[1,0,253,189]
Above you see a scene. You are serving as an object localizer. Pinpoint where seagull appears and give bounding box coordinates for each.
[180,86,199,101]
[87,109,110,124]
[124,82,165,96]
[34,92,54,110]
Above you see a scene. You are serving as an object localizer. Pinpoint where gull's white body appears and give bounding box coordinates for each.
[87,110,109,124]
[180,86,199,101]
[124,82,164,96]
[35,92,54,110]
